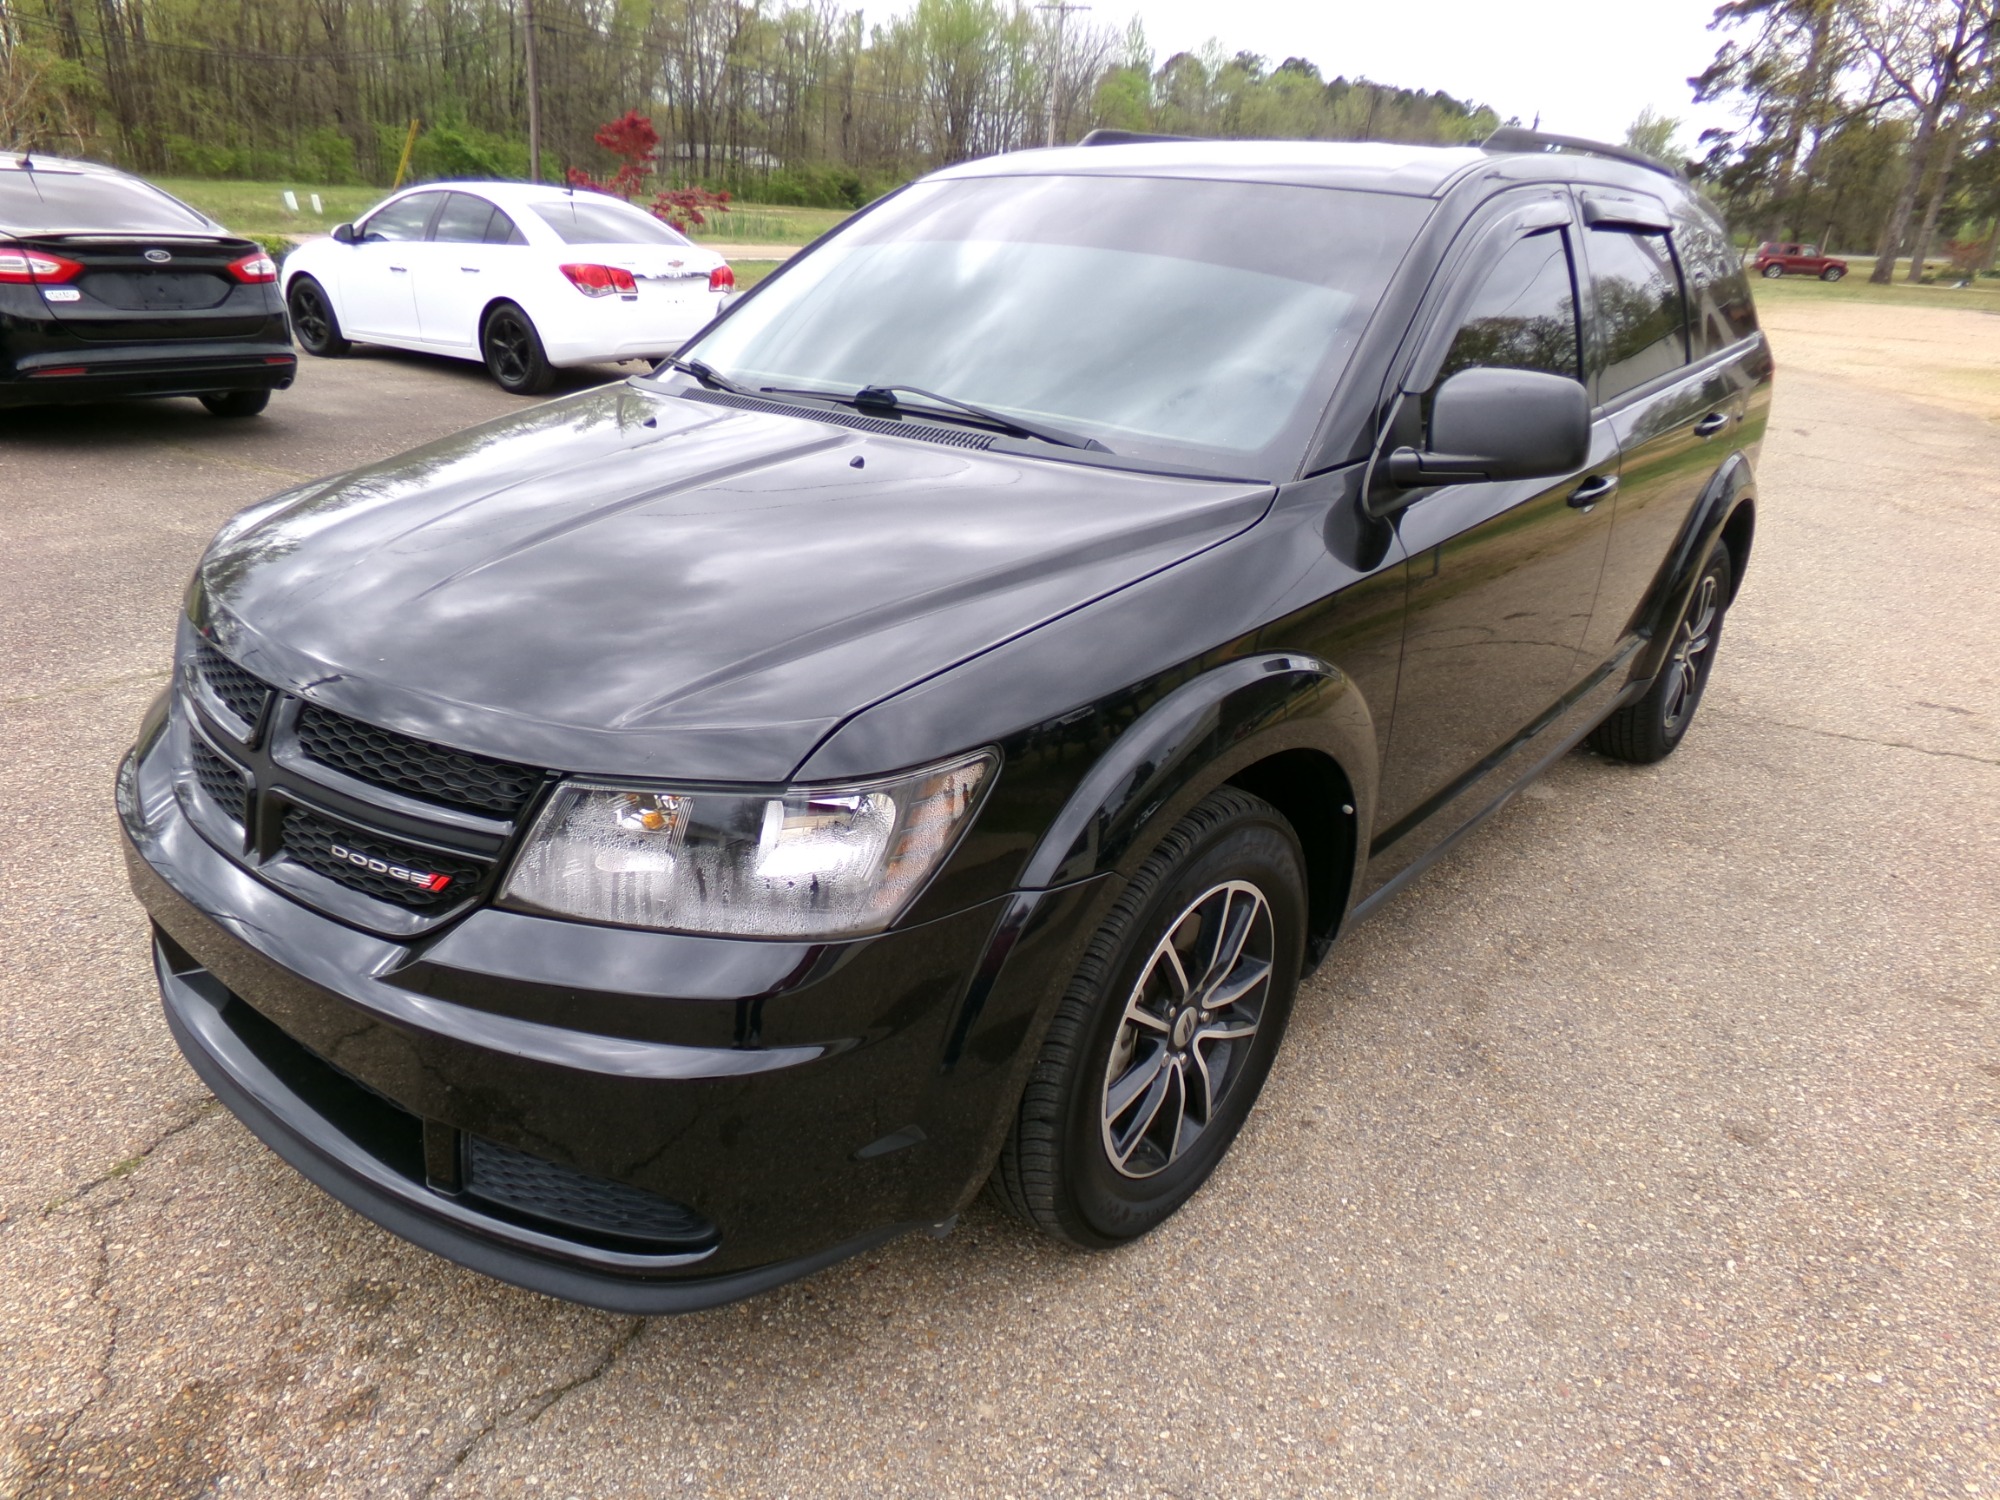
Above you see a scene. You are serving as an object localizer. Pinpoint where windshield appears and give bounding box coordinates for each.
[0,165,216,234]
[531,195,694,247]
[681,174,1429,472]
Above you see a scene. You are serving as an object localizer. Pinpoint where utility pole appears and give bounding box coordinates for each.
[523,0,543,181]
[1037,2,1088,147]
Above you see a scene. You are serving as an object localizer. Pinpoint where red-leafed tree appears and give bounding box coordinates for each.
[567,110,731,233]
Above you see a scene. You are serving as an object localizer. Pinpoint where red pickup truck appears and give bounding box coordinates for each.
[1753,242,1847,280]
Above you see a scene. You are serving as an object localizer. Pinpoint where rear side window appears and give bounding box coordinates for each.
[485,209,526,245]
[1673,209,1759,356]
[530,195,692,247]
[1438,228,1581,384]
[0,166,214,234]
[361,193,440,243]
[432,193,498,243]
[1587,228,1689,402]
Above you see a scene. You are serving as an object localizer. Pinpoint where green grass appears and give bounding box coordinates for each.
[1754,267,2000,316]
[730,261,784,290]
[685,203,851,244]
[156,176,849,248]
[154,177,387,239]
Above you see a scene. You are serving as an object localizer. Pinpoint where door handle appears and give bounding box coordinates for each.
[460,266,481,274]
[389,265,408,274]
[1694,412,1729,437]
[1567,473,1619,510]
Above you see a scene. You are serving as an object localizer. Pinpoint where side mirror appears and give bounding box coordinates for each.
[1386,367,1589,487]
[331,222,358,245]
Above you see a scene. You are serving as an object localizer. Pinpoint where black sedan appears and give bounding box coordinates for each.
[1,151,294,415]
[118,129,1770,1310]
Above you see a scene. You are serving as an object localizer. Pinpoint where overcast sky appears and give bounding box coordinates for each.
[883,0,1745,154]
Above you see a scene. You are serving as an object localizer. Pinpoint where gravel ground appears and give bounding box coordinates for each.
[0,320,1995,1499]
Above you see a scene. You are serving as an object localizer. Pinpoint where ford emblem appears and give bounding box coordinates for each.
[144,248,172,264]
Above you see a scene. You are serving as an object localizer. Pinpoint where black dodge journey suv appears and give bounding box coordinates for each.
[119,129,1771,1310]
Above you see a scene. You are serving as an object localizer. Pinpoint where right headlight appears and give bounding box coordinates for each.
[498,749,995,939]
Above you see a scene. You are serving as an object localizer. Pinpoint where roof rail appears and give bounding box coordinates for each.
[1480,127,1683,181]
[1076,129,1198,147]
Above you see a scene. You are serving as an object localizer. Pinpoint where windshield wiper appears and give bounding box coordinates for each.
[757,381,1109,453]
[659,355,751,396]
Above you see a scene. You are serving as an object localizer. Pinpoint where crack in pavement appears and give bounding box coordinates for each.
[30,1098,224,1224]
[1709,709,2000,767]
[19,1220,116,1495]
[419,1316,646,1497]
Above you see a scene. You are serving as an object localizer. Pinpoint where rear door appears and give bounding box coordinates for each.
[1574,193,1742,672]
[340,192,441,343]
[414,192,523,349]
[1371,197,1619,866]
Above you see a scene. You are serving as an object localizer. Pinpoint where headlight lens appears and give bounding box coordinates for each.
[499,750,994,938]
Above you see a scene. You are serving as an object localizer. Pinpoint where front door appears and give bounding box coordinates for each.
[340,191,441,344]
[1371,218,1617,874]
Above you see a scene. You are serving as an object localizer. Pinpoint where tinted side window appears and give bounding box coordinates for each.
[432,193,497,244]
[1439,227,1581,383]
[1588,228,1688,402]
[1673,208,1759,356]
[362,193,440,243]
[485,208,526,245]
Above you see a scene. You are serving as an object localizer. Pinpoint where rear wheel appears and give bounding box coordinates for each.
[199,390,270,419]
[1761,264,1784,278]
[1588,542,1732,764]
[287,276,349,357]
[481,303,555,395]
[990,788,1306,1248]
[1820,266,1845,282]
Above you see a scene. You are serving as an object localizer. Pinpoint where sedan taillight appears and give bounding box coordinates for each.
[227,253,279,284]
[0,248,84,284]
[561,263,638,297]
[709,265,736,292]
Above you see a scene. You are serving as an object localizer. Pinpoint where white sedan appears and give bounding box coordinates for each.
[282,181,736,393]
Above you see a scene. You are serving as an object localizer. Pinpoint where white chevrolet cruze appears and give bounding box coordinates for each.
[281,181,736,393]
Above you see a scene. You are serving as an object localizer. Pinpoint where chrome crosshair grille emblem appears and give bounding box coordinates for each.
[1100,879,1275,1179]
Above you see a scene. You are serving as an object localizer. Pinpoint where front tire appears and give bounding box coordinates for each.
[287,276,349,357]
[481,302,555,395]
[990,788,1306,1248]
[1820,266,1845,282]
[199,389,270,418]
[1588,542,1733,764]
[1761,264,1785,278]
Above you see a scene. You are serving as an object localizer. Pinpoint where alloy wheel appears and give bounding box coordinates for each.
[1100,879,1275,1180]
[291,286,329,348]
[486,312,532,386]
[1660,573,1721,734]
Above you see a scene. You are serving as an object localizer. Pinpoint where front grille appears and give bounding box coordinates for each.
[465,1134,712,1244]
[279,806,486,910]
[195,642,271,732]
[190,738,250,824]
[295,704,543,818]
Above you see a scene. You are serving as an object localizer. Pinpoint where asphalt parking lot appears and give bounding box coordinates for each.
[2,325,1997,1498]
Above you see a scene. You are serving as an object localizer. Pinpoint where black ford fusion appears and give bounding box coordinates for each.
[119,130,1771,1311]
[1,151,294,415]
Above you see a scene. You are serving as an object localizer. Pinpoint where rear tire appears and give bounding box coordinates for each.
[1820,266,1845,282]
[989,788,1307,1248]
[1588,543,1732,765]
[1761,264,1784,278]
[287,276,349,357]
[199,390,270,419]
[481,303,555,395]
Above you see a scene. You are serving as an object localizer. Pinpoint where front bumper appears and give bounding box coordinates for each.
[119,723,1107,1311]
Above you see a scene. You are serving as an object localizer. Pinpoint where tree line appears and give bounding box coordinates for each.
[0,0,1496,206]
[1686,0,1999,280]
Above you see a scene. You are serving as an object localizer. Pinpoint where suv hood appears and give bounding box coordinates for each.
[197,385,1273,782]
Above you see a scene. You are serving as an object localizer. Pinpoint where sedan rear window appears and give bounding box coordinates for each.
[0,165,215,234]
[529,196,694,247]
[683,175,1429,472]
